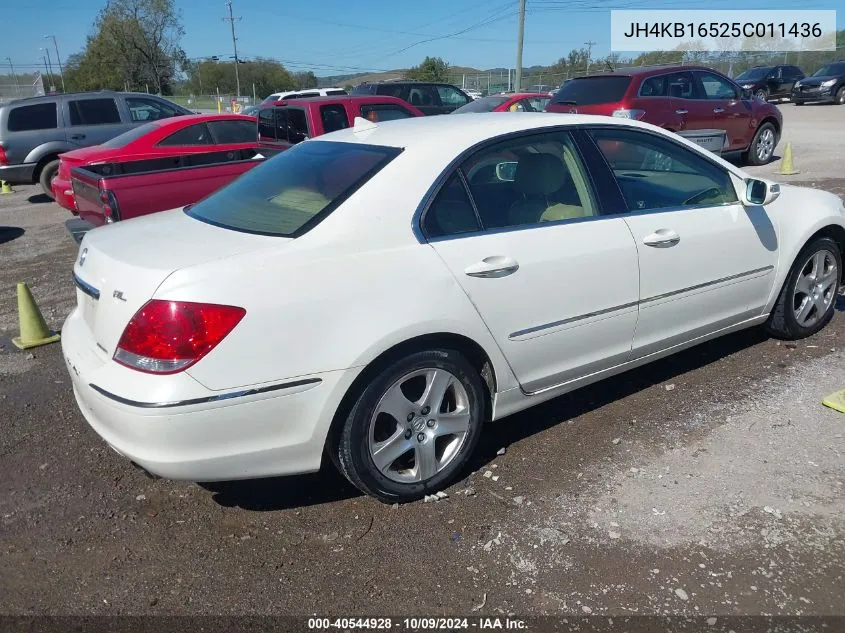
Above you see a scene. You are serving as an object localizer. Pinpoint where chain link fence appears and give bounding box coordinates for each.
[0,73,46,104]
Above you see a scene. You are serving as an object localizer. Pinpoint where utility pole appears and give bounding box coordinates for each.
[584,40,596,72]
[223,0,241,99]
[41,48,55,89]
[5,57,19,96]
[514,0,526,93]
[44,35,65,91]
[40,56,51,89]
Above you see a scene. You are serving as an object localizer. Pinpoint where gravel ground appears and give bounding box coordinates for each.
[2,168,845,622]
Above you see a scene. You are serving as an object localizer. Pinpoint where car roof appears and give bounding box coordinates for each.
[149,113,255,128]
[572,64,717,79]
[268,95,410,107]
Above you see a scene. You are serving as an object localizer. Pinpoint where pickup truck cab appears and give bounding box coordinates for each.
[257,95,424,150]
[69,114,261,228]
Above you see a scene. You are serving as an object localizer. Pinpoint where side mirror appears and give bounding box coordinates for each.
[744,178,780,206]
[740,87,753,100]
[496,161,518,182]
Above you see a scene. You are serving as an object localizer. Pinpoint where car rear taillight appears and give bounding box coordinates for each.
[0,145,7,166]
[114,300,246,374]
[99,189,120,223]
[612,109,646,120]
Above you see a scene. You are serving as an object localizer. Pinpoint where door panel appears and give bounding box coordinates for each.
[63,98,131,149]
[424,130,640,393]
[694,71,751,150]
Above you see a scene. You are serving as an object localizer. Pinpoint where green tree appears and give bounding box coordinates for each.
[293,71,317,90]
[184,58,295,98]
[406,56,450,82]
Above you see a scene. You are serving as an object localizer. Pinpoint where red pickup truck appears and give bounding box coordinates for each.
[257,95,424,150]
[66,114,262,227]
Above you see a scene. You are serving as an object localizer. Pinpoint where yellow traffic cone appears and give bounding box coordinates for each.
[0,180,13,194]
[822,390,845,413]
[11,282,61,350]
[779,142,799,175]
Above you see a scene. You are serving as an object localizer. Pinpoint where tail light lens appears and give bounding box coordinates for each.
[99,190,120,222]
[612,108,646,120]
[114,300,246,374]
[0,145,7,166]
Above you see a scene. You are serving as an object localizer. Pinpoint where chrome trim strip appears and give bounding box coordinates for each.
[72,272,100,301]
[509,300,639,339]
[88,377,322,409]
[508,265,774,339]
[640,265,774,305]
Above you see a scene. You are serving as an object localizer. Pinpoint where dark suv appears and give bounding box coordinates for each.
[735,65,805,102]
[0,91,191,197]
[546,65,783,165]
[792,61,845,105]
[350,81,471,115]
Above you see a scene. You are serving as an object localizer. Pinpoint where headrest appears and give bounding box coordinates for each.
[514,153,567,196]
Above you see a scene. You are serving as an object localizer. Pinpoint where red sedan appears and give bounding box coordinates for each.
[451,92,552,114]
[53,114,257,213]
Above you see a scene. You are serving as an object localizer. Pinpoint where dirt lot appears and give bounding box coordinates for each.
[1,103,845,626]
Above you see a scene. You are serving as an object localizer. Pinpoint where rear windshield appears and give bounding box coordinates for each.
[101,122,158,148]
[186,140,401,237]
[453,96,510,113]
[551,76,632,105]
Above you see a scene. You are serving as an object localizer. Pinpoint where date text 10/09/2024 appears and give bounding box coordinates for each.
[307,617,528,630]
[622,22,823,39]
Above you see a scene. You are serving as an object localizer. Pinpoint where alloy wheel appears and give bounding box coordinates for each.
[756,128,775,162]
[793,249,838,328]
[368,368,471,484]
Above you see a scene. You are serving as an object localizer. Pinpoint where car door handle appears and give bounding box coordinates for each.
[713,107,725,113]
[675,109,688,115]
[643,229,680,248]
[464,256,519,278]
[70,134,86,140]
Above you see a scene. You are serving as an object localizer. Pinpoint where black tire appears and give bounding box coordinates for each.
[765,236,842,340]
[755,88,768,102]
[795,100,804,106]
[836,87,845,105]
[38,159,59,199]
[744,122,777,166]
[336,348,486,503]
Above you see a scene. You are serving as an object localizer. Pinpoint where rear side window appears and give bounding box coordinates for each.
[320,104,349,133]
[7,102,58,131]
[157,123,211,146]
[359,104,414,122]
[551,76,631,105]
[186,140,401,237]
[258,108,275,140]
[286,108,309,143]
[639,75,668,97]
[375,84,406,99]
[125,97,183,122]
[69,98,121,125]
[207,119,256,144]
[326,89,347,96]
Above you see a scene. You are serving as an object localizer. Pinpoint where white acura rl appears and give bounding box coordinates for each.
[64,113,845,503]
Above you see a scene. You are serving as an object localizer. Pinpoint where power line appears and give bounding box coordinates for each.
[222,0,241,98]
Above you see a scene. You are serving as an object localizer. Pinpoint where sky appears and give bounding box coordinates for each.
[4,0,844,78]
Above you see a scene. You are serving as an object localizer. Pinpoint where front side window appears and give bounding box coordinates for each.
[527,97,550,111]
[407,86,439,108]
[7,102,58,131]
[589,128,738,212]
[68,98,121,125]
[125,97,182,122]
[207,119,256,144]
[437,85,469,106]
[697,72,738,100]
[359,104,414,122]
[186,140,401,237]
[258,108,275,140]
[157,123,211,146]
[456,132,598,231]
[286,108,309,143]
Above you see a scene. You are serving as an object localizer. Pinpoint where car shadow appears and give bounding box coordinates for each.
[0,226,25,245]
[836,295,845,312]
[202,327,770,511]
[27,193,53,204]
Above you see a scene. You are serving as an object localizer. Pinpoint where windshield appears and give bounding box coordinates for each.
[736,67,772,81]
[453,96,510,113]
[551,76,631,105]
[813,63,845,77]
[101,122,159,148]
[186,140,401,237]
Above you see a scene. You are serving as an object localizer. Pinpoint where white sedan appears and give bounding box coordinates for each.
[63,113,845,503]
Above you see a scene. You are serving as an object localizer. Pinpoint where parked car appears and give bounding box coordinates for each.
[465,89,483,100]
[257,95,423,150]
[452,92,551,114]
[63,114,259,228]
[734,65,805,102]
[64,112,845,503]
[546,65,783,165]
[792,61,845,105]
[351,81,472,115]
[0,91,191,197]
[241,104,259,117]
[262,88,347,103]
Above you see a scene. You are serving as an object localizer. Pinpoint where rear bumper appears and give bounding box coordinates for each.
[61,308,356,481]
[0,162,36,184]
[52,175,77,213]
